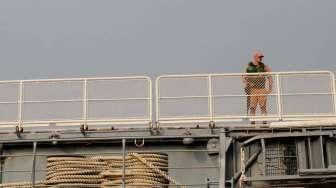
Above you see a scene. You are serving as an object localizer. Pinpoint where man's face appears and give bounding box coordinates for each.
[254,55,264,63]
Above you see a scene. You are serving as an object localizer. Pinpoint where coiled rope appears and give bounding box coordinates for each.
[0,153,185,188]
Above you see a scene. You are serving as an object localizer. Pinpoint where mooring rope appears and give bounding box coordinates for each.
[0,152,186,188]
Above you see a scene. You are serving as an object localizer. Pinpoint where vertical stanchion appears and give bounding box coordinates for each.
[31,142,37,188]
[83,79,88,126]
[307,137,312,168]
[320,135,325,168]
[276,74,283,121]
[219,131,226,188]
[155,77,160,127]
[261,139,266,176]
[122,139,126,188]
[18,81,24,129]
[148,78,153,127]
[330,72,336,115]
[208,76,214,121]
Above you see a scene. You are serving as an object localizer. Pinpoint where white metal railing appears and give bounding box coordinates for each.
[0,76,152,128]
[0,71,335,129]
[156,71,336,125]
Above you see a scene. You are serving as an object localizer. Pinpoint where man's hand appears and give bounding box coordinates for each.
[268,85,272,94]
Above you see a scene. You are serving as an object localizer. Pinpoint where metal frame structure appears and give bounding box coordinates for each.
[239,128,336,187]
[0,129,222,188]
[0,71,335,187]
[2,125,336,187]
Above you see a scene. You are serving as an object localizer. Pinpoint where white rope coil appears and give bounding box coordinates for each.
[0,152,186,188]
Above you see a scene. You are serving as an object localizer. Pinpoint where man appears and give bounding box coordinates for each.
[243,50,272,124]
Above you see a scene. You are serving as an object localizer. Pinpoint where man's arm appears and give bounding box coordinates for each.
[242,65,248,85]
[265,65,273,93]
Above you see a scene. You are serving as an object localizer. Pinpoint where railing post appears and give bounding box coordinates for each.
[276,74,283,121]
[18,81,24,129]
[208,75,214,122]
[155,77,160,125]
[148,78,153,126]
[331,72,336,115]
[31,142,37,188]
[83,79,88,126]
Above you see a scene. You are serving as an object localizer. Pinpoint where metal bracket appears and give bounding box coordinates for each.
[80,124,89,136]
[49,133,60,145]
[209,121,216,134]
[209,121,216,128]
[150,122,160,136]
[15,125,24,138]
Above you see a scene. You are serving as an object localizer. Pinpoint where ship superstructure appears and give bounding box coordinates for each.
[0,71,335,187]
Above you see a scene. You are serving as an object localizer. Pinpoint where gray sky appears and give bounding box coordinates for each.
[0,0,335,80]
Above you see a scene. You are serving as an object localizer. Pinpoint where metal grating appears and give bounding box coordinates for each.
[265,140,298,176]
